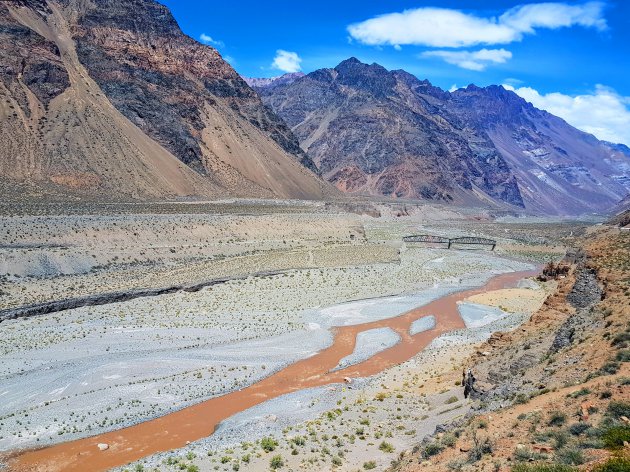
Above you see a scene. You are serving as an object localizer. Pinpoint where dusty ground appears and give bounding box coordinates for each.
[0,200,587,471]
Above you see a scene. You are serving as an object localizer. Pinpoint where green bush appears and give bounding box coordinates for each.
[363,461,377,470]
[600,361,621,375]
[269,454,284,470]
[568,422,590,436]
[602,426,630,450]
[606,401,630,420]
[442,433,457,447]
[511,464,578,472]
[548,411,567,427]
[567,388,590,398]
[555,448,585,466]
[513,447,546,462]
[551,431,570,449]
[424,442,444,457]
[616,349,630,362]
[468,435,493,463]
[514,394,530,405]
[379,441,395,453]
[593,456,630,472]
[445,396,459,404]
[261,436,278,453]
[611,332,630,347]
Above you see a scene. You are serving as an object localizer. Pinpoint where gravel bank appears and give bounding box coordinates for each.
[331,328,401,371]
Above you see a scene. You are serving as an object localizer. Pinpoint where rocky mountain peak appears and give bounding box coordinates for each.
[332,58,396,97]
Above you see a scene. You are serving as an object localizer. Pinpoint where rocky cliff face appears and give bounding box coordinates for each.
[0,0,328,200]
[255,58,630,214]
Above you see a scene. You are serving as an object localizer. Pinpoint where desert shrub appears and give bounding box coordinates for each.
[567,388,590,398]
[512,464,577,472]
[616,349,630,362]
[606,401,630,420]
[593,456,630,472]
[261,436,278,452]
[447,458,467,471]
[442,433,457,447]
[331,455,342,466]
[600,361,620,375]
[514,393,530,405]
[269,454,284,469]
[577,438,605,449]
[514,447,546,462]
[601,426,630,449]
[569,422,590,436]
[363,461,377,470]
[611,332,630,347]
[424,442,444,457]
[555,448,585,466]
[379,441,394,453]
[550,430,570,449]
[445,396,459,404]
[548,411,567,427]
[468,434,493,463]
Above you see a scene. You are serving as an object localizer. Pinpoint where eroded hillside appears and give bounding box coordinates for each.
[392,228,630,471]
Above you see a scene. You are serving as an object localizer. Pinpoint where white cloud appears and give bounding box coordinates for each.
[272,50,302,73]
[422,48,512,71]
[503,84,630,146]
[199,34,224,47]
[347,2,606,48]
[499,2,607,33]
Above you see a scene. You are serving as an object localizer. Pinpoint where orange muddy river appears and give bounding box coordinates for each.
[6,268,537,472]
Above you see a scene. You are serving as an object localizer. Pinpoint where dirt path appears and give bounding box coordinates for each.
[5,269,537,472]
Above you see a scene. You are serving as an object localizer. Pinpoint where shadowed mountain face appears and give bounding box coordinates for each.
[253,59,630,215]
[0,0,330,201]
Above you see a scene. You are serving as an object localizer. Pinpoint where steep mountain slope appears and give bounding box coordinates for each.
[450,85,630,215]
[0,0,330,201]
[254,58,629,214]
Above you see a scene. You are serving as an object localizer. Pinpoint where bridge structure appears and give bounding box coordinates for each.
[402,234,496,250]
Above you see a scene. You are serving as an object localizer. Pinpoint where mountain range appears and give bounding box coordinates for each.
[249,59,630,215]
[0,0,628,215]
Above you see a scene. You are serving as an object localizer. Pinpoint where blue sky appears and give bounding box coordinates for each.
[160,1,630,145]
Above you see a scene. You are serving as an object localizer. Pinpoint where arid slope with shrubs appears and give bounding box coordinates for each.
[392,227,630,472]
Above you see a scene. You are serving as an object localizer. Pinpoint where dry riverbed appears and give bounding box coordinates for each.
[0,202,574,471]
